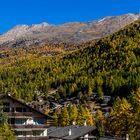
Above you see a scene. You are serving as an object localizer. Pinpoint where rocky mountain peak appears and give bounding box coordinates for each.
[0,13,140,48]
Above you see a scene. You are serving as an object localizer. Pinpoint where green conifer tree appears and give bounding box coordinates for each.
[85,107,94,126]
[77,105,86,125]
[0,124,16,140]
[60,106,70,126]
[107,97,134,137]
[69,104,78,125]
[0,109,16,140]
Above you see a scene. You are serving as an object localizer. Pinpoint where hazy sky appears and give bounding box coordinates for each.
[0,0,140,33]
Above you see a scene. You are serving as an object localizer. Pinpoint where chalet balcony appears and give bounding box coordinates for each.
[16,136,48,140]
[7,112,32,117]
[11,124,48,129]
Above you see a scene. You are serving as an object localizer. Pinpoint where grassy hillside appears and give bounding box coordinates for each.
[0,20,140,101]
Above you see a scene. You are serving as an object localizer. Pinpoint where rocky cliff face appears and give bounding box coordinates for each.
[0,13,140,47]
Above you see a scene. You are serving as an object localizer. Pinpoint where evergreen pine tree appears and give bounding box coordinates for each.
[60,106,70,126]
[107,97,134,137]
[69,104,78,125]
[77,105,86,125]
[85,107,94,126]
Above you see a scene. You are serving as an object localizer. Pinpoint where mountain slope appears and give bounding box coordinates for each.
[0,20,140,101]
[0,13,140,48]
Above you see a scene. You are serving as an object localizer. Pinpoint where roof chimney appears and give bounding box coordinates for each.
[72,121,75,125]
[84,120,87,126]
[69,129,72,136]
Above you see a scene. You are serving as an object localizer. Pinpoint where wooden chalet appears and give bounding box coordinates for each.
[0,94,53,140]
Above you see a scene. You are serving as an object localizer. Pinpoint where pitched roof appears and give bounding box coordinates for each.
[48,125,95,140]
[48,125,77,138]
[0,94,52,119]
[63,126,95,140]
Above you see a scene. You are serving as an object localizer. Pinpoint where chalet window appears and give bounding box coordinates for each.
[10,118,15,124]
[33,130,42,136]
[15,107,22,112]
[23,108,27,112]
[15,118,26,124]
[2,102,10,112]
[16,131,26,136]
[3,107,10,112]
[11,108,15,112]
[34,118,45,124]
[3,102,10,106]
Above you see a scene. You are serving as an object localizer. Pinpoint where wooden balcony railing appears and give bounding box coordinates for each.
[16,136,48,140]
[7,112,32,117]
[11,124,48,129]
